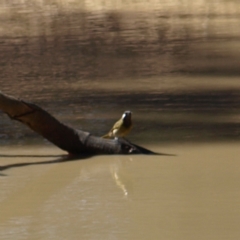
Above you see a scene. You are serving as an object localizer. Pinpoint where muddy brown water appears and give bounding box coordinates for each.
[1,0,240,239]
[1,144,240,239]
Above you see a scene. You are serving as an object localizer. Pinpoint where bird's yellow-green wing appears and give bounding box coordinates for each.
[102,118,122,138]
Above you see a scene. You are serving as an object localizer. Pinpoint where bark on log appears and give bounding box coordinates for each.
[0,91,155,155]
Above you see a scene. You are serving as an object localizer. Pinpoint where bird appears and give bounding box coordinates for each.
[102,111,132,139]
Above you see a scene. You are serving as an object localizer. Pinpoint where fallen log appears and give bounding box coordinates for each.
[0,91,156,155]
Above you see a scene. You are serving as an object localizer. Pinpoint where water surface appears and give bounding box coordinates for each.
[0,144,240,240]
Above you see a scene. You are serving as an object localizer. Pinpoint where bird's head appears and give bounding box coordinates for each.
[122,111,131,119]
[122,111,132,126]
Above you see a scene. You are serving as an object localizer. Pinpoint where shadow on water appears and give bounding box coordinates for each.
[0,154,91,174]
[2,88,239,145]
[0,147,175,174]
[0,154,65,158]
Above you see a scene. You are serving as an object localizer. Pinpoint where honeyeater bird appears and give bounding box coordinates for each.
[102,111,132,139]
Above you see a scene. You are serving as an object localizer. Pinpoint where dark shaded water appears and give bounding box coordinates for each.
[0,1,240,137]
[1,77,240,145]
[0,1,240,146]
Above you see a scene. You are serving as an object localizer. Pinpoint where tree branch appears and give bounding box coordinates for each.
[0,91,156,155]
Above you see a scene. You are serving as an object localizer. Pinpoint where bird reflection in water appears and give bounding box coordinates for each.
[110,158,133,198]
